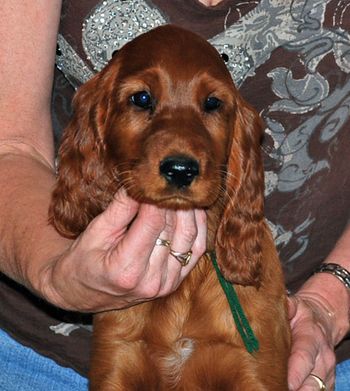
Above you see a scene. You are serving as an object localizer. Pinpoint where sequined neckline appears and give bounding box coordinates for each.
[56,0,260,88]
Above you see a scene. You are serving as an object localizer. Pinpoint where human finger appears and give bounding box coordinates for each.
[300,374,327,391]
[301,342,335,391]
[170,209,206,271]
[133,208,178,297]
[288,296,336,391]
[287,296,320,389]
[81,188,140,250]
[179,209,207,280]
[150,209,197,294]
[101,202,169,293]
[298,367,335,391]
[133,208,206,298]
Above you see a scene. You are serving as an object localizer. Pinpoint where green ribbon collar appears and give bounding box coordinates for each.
[210,252,259,354]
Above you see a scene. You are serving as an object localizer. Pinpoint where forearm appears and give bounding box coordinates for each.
[0,148,72,298]
[0,0,67,298]
[0,1,62,164]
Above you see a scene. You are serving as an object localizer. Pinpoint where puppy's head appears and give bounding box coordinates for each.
[50,25,265,286]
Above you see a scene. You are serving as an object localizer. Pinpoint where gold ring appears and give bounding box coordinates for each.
[310,374,326,391]
[169,249,192,267]
[156,238,171,247]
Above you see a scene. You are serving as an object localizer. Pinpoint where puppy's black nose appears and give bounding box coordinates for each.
[159,156,199,188]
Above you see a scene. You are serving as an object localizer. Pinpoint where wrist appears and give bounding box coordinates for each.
[33,250,78,311]
[314,262,350,289]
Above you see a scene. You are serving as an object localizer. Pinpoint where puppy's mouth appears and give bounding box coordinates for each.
[123,179,219,211]
[146,193,204,210]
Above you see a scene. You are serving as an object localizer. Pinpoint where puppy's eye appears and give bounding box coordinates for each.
[130,91,153,110]
[204,96,222,112]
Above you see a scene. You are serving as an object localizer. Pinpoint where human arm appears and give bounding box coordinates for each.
[0,0,62,285]
[0,1,207,312]
[288,224,350,390]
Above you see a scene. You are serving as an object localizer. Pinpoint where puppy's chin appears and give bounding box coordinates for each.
[158,197,213,210]
[127,192,211,211]
[119,171,222,210]
[137,196,210,210]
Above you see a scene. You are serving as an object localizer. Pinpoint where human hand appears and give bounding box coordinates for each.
[41,189,207,312]
[287,294,336,391]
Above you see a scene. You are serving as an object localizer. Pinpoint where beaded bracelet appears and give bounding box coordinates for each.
[313,263,350,289]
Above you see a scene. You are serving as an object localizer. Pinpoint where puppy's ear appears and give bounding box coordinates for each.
[49,65,118,238]
[215,97,265,287]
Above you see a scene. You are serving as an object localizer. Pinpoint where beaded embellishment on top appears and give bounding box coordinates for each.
[56,35,95,90]
[82,0,165,73]
[56,0,254,88]
[210,42,253,87]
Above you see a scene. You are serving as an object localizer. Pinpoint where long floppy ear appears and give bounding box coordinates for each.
[49,66,118,238]
[215,97,265,287]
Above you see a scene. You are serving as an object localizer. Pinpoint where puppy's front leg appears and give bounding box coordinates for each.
[90,303,160,390]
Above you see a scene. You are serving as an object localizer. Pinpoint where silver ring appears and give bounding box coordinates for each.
[310,374,326,391]
[169,249,192,267]
[156,238,171,247]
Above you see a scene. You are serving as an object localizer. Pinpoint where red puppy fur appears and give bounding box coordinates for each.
[50,25,291,390]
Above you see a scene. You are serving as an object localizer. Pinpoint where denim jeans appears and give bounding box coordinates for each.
[336,358,350,391]
[0,329,88,391]
[1,328,349,390]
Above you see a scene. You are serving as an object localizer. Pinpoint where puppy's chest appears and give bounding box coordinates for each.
[141,266,239,383]
[93,261,271,389]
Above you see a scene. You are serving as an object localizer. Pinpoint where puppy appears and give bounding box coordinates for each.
[50,24,290,390]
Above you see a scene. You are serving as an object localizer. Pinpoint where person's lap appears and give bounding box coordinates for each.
[1,328,349,390]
